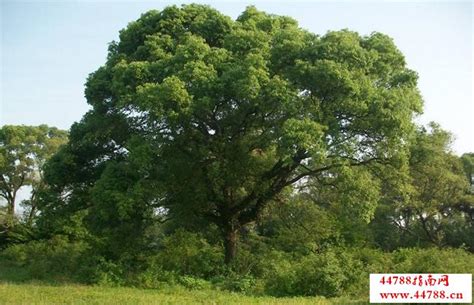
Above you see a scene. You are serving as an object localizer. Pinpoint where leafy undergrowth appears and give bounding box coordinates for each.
[0,283,366,305]
[0,261,367,304]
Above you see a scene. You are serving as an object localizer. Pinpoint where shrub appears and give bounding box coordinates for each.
[177,276,212,290]
[260,247,474,298]
[212,273,258,294]
[293,251,347,297]
[154,229,223,278]
[392,247,474,274]
[342,247,393,297]
[90,257,126,286]
[261,250,298,296]
[262,248,352,297]
[132,266,177,289]
[1,235,88,282]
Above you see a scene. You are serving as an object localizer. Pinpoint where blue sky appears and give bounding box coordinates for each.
[1,0,473,154]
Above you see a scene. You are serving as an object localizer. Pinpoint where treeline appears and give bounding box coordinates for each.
[1,4,473,298]
[1,124,473,297]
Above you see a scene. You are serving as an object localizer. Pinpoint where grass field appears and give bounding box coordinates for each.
[0,283,368,305]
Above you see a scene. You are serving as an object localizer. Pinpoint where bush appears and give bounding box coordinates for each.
[1,235,88,282]
[261,247,474,297]
[153,229,223,278]
[342,247,393,297]
[2,231,472,299]
[212,273,259,294]
[132,266,177,289]
[262,251,298,296]
[90,258,126,286]
[392,247,474,274]
[263,248,351,297]
[177,276,212,290]
[293,251,348,297]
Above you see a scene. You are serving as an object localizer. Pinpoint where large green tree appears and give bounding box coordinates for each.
[41,5,422,263]
[0,125,68,223]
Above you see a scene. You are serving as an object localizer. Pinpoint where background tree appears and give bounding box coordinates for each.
[41,4,422,263]
[461,153,474,191]
[370,123,474,250]
[0,125,68,224]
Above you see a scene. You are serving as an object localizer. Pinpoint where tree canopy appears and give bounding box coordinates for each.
[0,125,68,220]
[369,123,474,250]
[40,4,423,263]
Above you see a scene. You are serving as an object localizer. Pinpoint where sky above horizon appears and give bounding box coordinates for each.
[1,0,473,154]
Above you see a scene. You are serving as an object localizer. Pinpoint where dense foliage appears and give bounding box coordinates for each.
[1,4,473,300]
[38,4,423,263]
[0,125,68,247]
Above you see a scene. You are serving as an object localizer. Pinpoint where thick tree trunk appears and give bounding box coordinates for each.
[223,228,238,264]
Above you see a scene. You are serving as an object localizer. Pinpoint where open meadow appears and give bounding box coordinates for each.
[0,283,368,305]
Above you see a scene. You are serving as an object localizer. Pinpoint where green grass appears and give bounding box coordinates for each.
[0,283,367,305]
